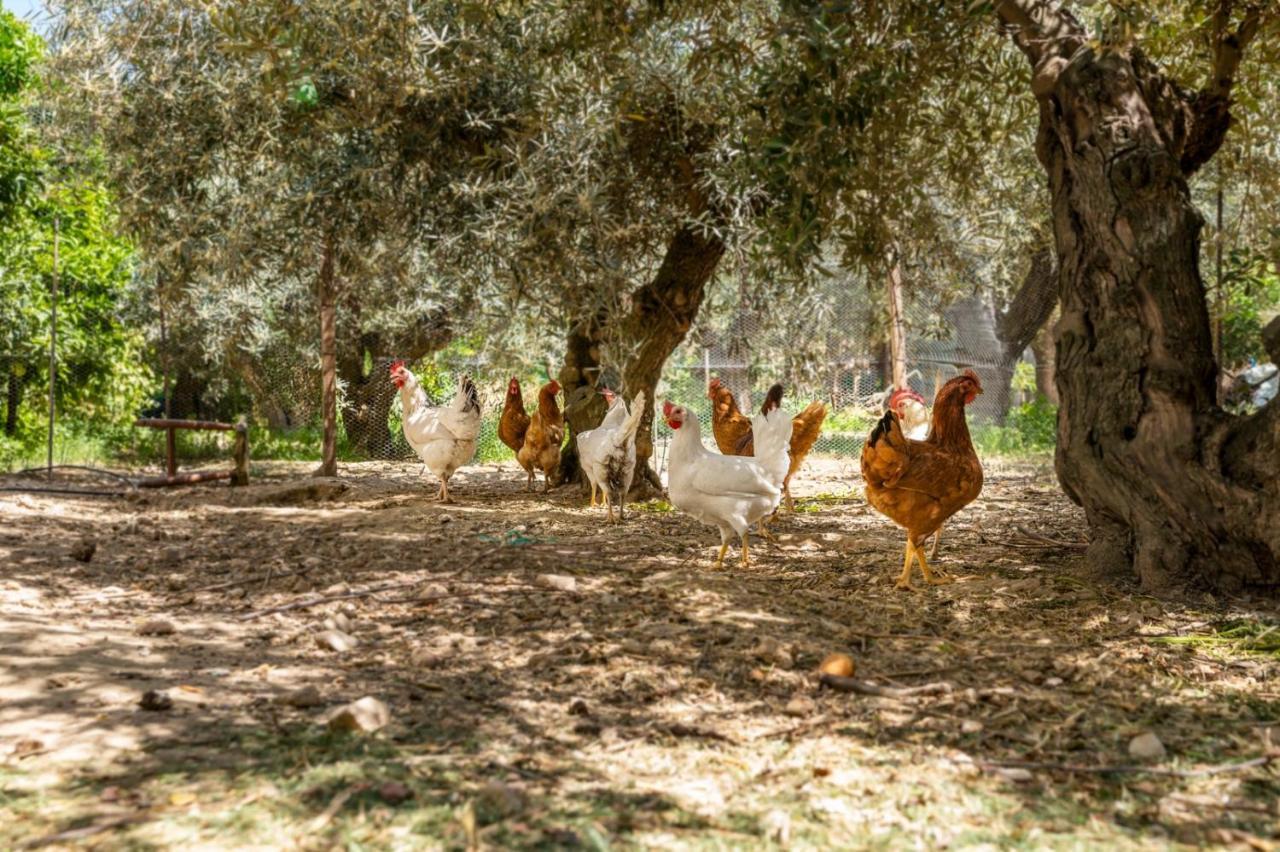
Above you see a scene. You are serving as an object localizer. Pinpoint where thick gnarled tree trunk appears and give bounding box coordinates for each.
[622,224,726,487]
[996,1,1278,591]
[558,314,608,486]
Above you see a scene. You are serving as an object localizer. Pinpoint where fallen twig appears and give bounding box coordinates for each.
[819,673,954,698]
[977,752,1278,779]
[307,782,370,833]
[1014,525,1088,549]
[20,813,151,849]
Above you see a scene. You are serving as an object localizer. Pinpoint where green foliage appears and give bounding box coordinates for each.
[0,13,147,449]
[1217,249,1280,368]
[973,396,1057,457]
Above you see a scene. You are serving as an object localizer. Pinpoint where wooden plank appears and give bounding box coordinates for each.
[134,418,237,432]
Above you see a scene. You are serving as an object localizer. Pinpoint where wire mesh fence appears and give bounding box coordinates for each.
[2,274,1046,488]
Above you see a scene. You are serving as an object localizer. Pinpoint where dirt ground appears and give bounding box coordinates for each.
[1,456,1278,850]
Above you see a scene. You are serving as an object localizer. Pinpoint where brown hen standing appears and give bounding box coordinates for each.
[499,377,531,455]
[708,379,828,512]
[517,380,565,492]
[860,370,984,591]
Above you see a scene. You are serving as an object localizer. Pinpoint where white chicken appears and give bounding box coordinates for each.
[390,361,481,502]
[889,387,930,440]
[663,399,792,568]
[578,388,646,522]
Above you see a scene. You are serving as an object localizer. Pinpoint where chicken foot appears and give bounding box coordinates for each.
[589,482,599,507]
[894,538,952,591]
[435,477,454,504]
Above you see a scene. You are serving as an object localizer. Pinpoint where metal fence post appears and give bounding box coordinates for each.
[47,215,59,480]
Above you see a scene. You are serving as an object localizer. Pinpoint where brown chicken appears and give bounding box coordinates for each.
[707,379,828,511]
[860,370,984,591]
[517,380,565,492]
[499,377,531,455]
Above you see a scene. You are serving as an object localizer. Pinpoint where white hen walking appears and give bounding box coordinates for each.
[578,389,646,522]
[390,361,482,502]
[663,399,792,567]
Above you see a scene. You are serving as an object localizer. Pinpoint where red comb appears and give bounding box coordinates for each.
[662,400,674,417]
[389,359,405,373]
[889,388,925,410]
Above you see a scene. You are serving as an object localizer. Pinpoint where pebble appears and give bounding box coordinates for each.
[327,696,390,733]
[136,619,176,637]
[378,780,413,805]
[1128,731,1166,761]
[784,695,815,717]
[568,697,590,716]
[535,574,577,593]
[138,690,173,712]
[275,685,325,708]
[316,630,359,653]
[70,540,97,563]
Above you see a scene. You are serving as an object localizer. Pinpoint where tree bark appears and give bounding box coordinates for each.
[337,335,398,460]
[558,314,607,486]
[1030,323,1058,404]
[995,0,1278,591]
[622,224,726,486]
[317,241,338,478]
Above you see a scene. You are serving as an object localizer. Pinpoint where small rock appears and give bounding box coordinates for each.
[752,637,793,669]
[316,630,359,653]
[323,583,348,596]
[1128,731,1166,761]
[377,780,413,805]
[164,574,186,592]
[70,540,96,563]
[568,697,590,717]
[324,612,352,633]
[818,653,856,678]
[535,574,577,593]
[475,780,525,822]
[138,690,173,712]
[994,766,1034,783]
[327,696,390,733]
[410,648,446,668]
[961,719,984,734]
[136,619,176,637]
[1043,676,1064,688]
[439,515,453,524]
[275,685,325,708]
[784,695,815,717]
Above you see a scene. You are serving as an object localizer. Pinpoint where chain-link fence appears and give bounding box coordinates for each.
[2,273,1047,489]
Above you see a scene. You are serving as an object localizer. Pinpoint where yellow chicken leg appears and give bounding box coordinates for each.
[714,543,729,568]
[740,537,750,568]
[589,483,598,507]
[916,540,953,586]
[930,525,942,559]
[894,539,917,591]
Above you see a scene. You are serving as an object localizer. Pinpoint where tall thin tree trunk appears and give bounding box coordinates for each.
[995,1,1278,590]
[1030,323,1058,404]
[622,224,726,487]
[317,241,338,477]
[885,251,907,390]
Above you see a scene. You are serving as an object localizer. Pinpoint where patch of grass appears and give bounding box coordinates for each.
[630,498,674,513]
[1150,618,1280,660]
[791,491,855,513]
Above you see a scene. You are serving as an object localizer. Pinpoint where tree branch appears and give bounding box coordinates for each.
[1181,2,1265,174]
[992,0,1087,70]
[996,246,1057,364]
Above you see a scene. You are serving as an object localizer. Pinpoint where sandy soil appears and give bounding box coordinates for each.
[1,456,1277,849]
